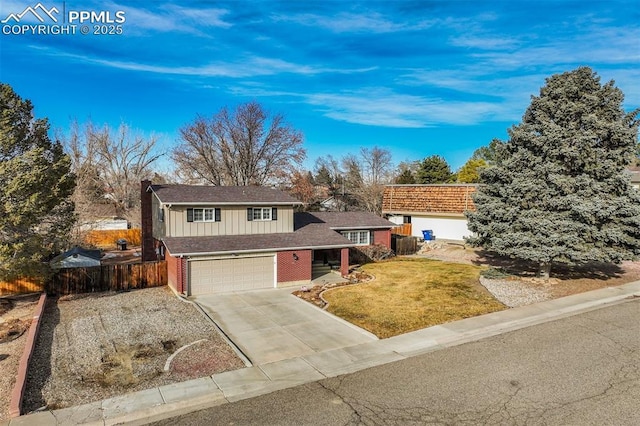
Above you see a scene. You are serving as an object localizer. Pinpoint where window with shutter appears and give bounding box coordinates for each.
[187,208,219,222]
[250,207,272,221]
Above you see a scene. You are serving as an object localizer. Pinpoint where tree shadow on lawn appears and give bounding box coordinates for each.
[473,250,625,281]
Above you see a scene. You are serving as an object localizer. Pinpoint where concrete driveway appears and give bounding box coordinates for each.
[193,288,377,365]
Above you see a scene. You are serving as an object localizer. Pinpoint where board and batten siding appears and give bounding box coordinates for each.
[165,206,294,237]
[151,194,167,239]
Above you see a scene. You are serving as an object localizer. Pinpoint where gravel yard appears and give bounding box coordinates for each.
[0,294,40,422]
[22,287,244,413]
[479,276,550,307]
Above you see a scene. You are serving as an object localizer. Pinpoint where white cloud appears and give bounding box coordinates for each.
[273,11,435,34]
[29,45,375,79]
[303,89,509,128]
[108,2,232,35]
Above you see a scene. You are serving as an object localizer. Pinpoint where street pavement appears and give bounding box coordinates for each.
[3,281,640,425]
[153,296,640,425]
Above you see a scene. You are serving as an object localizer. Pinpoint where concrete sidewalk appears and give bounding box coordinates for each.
[5,281,640,426]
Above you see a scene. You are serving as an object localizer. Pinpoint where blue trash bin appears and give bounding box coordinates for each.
[422,230,433,241]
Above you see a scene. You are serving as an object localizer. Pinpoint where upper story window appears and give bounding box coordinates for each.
[341,230,370,245]
[253,207,271,221]
[187,208,221,222]
[247,207,278,222]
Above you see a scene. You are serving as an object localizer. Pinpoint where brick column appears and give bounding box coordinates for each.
[340,247,349,277]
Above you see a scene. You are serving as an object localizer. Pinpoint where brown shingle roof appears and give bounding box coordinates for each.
[295,211,394,230]
[150,184,301,205]
[382,185,476,215]
[163,226,354,256]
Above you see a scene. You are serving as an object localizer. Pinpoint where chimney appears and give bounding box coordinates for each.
[141,180,156,262]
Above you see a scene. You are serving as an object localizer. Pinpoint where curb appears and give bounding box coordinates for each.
[9,293,47,417]
[6,282,640,425]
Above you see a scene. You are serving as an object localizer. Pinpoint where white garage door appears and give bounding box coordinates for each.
[189,255,275,295]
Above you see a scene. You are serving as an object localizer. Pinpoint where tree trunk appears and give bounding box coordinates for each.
[538,262,551,280]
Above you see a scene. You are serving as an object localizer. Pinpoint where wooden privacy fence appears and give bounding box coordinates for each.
[0,277,45,295]
[392,223,412,237]
[48,261,167,295]
[392,234,418,255]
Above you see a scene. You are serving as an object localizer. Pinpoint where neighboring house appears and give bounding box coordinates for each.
[79,217,129,232]
[382,184,476,241]
[141,181,394,296]
[50,246,102,268]
[319,196,342,212]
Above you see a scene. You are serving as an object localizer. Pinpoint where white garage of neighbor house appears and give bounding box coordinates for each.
[382,184,476,241]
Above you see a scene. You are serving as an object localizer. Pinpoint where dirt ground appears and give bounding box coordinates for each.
[0,294,40,421]
[20,287,244,413]
[416,242,640,298]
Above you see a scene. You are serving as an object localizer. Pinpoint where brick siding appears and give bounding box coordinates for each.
[166,251,186,293]
[373,229,391,248]
[277,249,311,284]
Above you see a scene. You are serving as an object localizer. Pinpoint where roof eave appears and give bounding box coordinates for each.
[383,210,468,217]
[329,225,393,230]
[167,243,357,257]
[159,201,302,206]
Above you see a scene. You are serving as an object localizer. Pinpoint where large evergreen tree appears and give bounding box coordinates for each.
[0,84,76,280]
[416,155,453,184]
[466,67,640,279]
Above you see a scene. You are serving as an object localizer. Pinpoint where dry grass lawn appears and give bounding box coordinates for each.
[323,258,506,338]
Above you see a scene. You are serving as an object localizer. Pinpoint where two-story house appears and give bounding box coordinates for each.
[141,181,394,296]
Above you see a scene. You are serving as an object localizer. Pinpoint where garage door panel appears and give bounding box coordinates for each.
[190,255,274,295]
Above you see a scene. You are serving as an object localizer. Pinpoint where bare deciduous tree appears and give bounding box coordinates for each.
[173,101,306,186]
[62,121,162,228]
[352,147,393,214]
[314,147,393,214]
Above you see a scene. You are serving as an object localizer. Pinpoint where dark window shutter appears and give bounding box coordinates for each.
[187,208,194,222]
[247,208,253,221]
[215,208,221,222]
[370,231,375,245]
[272,207,278,221]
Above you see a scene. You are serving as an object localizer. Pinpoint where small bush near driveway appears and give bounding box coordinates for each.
[323,258,506,338]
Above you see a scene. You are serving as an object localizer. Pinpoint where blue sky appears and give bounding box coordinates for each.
[1,1,638,173]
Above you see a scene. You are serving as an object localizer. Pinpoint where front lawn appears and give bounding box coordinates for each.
[323,258,506,338]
